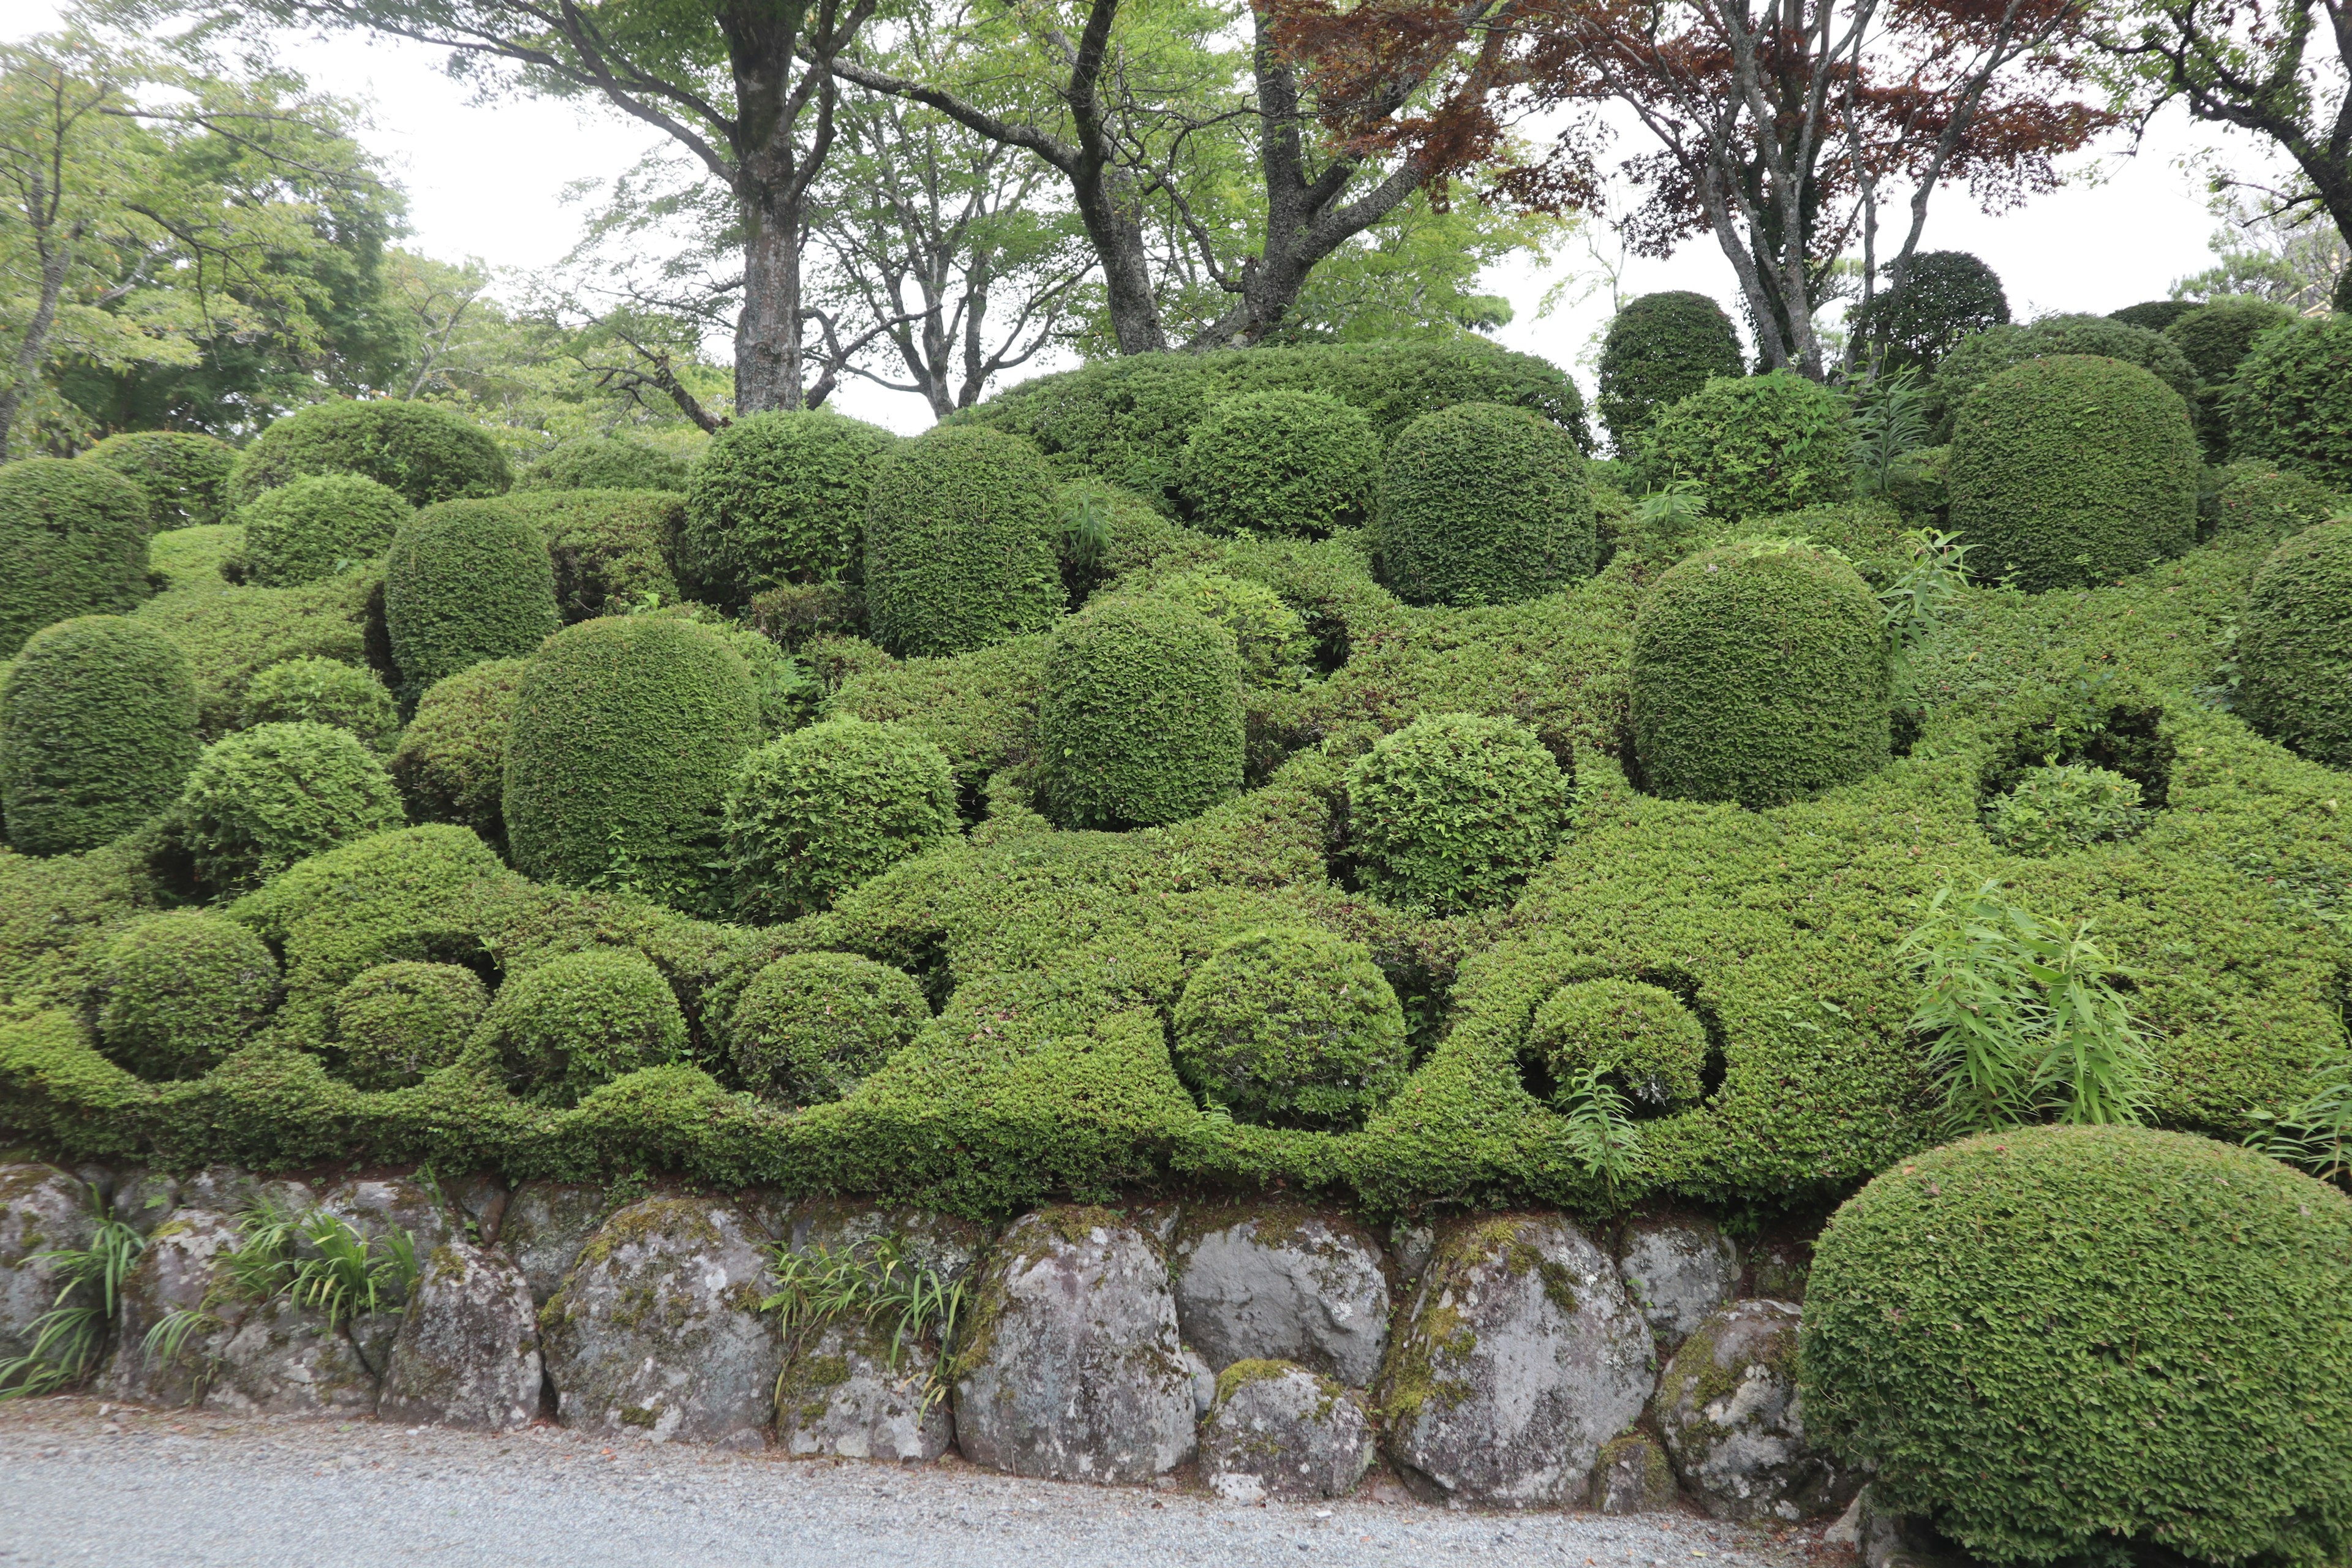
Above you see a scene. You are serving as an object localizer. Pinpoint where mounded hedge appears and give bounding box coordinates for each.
[79,431,236,529]
[680,409,896,602]
[236,472,412,587]
[2239,518,2352,764]
[2229,315,2352,489]
[0,458,154,658]
[2211,463,2339,545]
[1525,978,1708,1111]
[383,500,562,690]
[1036,595,1245,831]
[2108,299,2196,333]
[237,657,399,750]
[728,951,926,1104]
[1177,390,1378,535]
[1640,372,1855,524]
[518,434,689,494]
[1849,250,2008,371]
[93,911,281,1080]
[328,960,488,1092]
[2166,295,2293,383]
[1344,712,1567,913]
[1147,573,1309,686]
[491,489,684,621]
[388,657,527,843]
[165,721,405,894]
[131,568,377,741]
[1595,292,1744,454]
[1932,313,2197,435]
[0,616,199,854]
[227,399,511,510]
[723,716,957,922]
[1377,401,1594,606]
[863,424,1061,658]
[1170,927,1410,1129]
[479,947,689,1107]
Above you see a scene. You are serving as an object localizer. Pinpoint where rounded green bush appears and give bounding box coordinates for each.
[503,616,761,900]
[1177,390,1378,536]
[518,434,690,494]
[2229,315,2352,489]
[0,457,154,658]
[1800,1125,2352,1567]
[0,616,198,853]
[1640,372,1855,523]
[2239,518,2352,764]
[388,658,527,842]
[2212,463,2340,545]
[1377,401,1595,606]
[1037,595,1245,831]
[166,720,405,893]
[80,431,236,529]
[238,657,399,749]
[2108,299,2196,333]
[2166,295,2294,383]
[383,500,561,690]
[227,399,511,510]
[639,603,815,736]
[1932,314,2198,433]
[1343,712,1567,913]
[483,947,688,1106]
[1947,355,2199,590]
[1850,251,2009,371]
[236,472,412,587]
[1630,542,1891,808]
[494,490,684,621]
[1170,927,1410,1129]
[727,951,927,1103]
[329,960,488,1091]
[1526,978,1708,1110]
[1147,573,1311,686]
[1596,292,1746,454]
[680,409,896,602]
[1981,762,2151,854]
[95,910,281,1079]
[862,424,1061,657]
[723,716,957,921]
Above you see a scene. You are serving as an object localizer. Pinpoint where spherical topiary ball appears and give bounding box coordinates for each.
[483,948,689,1106]
[1037,595,1245,831]
[1800,1126,2352,1568]
[1148,573,1311,686]
[724,717,957,921]
[1640,372,1855,523]
[1630,543,1891,808]
[1171,927,1410,1129]
[227,399,511,509]
[1948,355,2199,591]
[95,910,281,1079]
[2166,295,2295,384]
[0,457,154,657]
[2239,518,2352,764]
[330,960,489,1091]
[1177,390,1378,536]
[1980,761,2151,854]
[383,500,562,690]
[1344,712,1567,913]
[864,424,1063,657]
[1596,292,1746,455]
[389,657,527,844]
[2229,315,2352,489]
[1526,979,1708,1111]
[80,431,236,529]
[167,720,405,893]
[2212,464,2340,546]
[238,657,399,749]
[1378,402,1595,606]
[236,472,412,586]
[727,951,927,1103]
[0,616,198,853]
[1849,251,2008,371]
[680,409,897,603]
[518,434,690,494]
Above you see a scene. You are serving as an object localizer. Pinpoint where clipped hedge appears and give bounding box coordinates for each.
[1932,314,2197,436]
[480,947,690,1107]
[2166,295,2294,383]
[0,616,198,854]
[2211,463,2340,545]
[166,721,405,894]
[1036,595,1245,830]
[1850,251,2008,371]
[1344,712,1567,913]
[0,458,154,658]
[680,410,896,602]
[2108,299,2196,333]
[1640,372,1853,524]
[1170,927,1410,1129]
[328,960,488,1092]
[388,658,527,843]
[1525,978,1708,1110]
[2229,314,2352,489]
[1177,390,1377,535]
[79,431,235,529]
[133,568,379,739]
[724,717,957,922]
[518,434,690,494]
[1594,292,1745,454]
[236,472,412,587]
[227,399,511,509]
[2239,518,2352,764]
[383,500,562,690]
[238,657,399,750]
[1377,401,1594,606]
[728,951,926,1104]
[93,911,280,1080]
[490,489,684,620]
[864,424,1061,658]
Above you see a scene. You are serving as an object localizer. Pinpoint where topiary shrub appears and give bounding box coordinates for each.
[727,950,927,1103]
[1147,573,1311,685]
[480,947,688,1106]
[2212,463,2340,545]
[1640,372,1855,523]
[637,603,816,736]
[1036,595,1245,831]
[1850,251,2009,371]
[0,458,154,657]
[1980,762,2151,854]
[2167,295,2294,383]
[1630,541,1891,808]
[1932,314,2198,436]
[1947,355,2199,590]
[238,657,399,750]
[130,566,377,738]
[94,910,281,1079]
[0,616,198,854]
[166,720,406,894]
[1596,292,1746,454]
[386,658,524,846]
[328,960,488,1091]
[1526,978,1709,1111]
[235,472,412,587]
[1176,390,1378,535]
[679,409,896,603]
[383,500,561,691]
[517,434,690,494]
[723,716,957,922]
[1171,927,1410,1129]
[1377,401,1596,606]
[1800,1125,2352,1568]
[2108,299,2196,333]
[863,424,1061,657]
[491,490,684,620]
[227,399,511,510]
[2239,518,2352,764]
[1343,712,1567,913]
[2229,315,2352,489]
[79,431,236,529]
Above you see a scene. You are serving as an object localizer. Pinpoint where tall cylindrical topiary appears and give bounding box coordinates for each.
[1947,355,2199,590]
[236,472,413,586]
[1377,401,1594,606]
[1850,251,2008,371]
[1171,927,1410,1129]
[79,431,236,529]
[2239,518,2352,764]
[723,716,957,921]
[1595,292,1746,454]
[1630,542,1891,808]
[517,433,690,494]
[1640,372,1855,523]
[94,911,281,1079]
[1344,712,1567,913]
[383,500,562,690]
[166,720,405,893]
[680,409,897,602]
[0,616,200,853]
[1176,390,1378,535]
[1036,595,1245,830]
[227,399,511,509]
[0,458,154,657]
[2229,315,2352,489]
[863,424,1061,657]
[388,657,528,843]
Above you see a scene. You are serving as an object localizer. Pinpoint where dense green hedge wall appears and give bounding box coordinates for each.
[729,951,925,1104]
[1037,596,1245,830]
[1170,927,1409,1129]
[238,657,399,750]
[2239,518,2352,764]
[383,501,562,690]
[2228,314,2352,489]
[0,617,198,855]
[680,410,895,602]
[1177,390,1377,535]
[483,489,684,622]
[1638,372,1855,523]
[1594,292,1745,454]
[1849,251,2008,371]
[1343,712,1566,913]
[78,431,235,529]
[1931,314,2198,436]
[388,657,527,844]
[1377,401,1594,606]
[864,425,1061,658]
[227,399,511,509]
[723,717,958,922]
[0,458,154,658]
[237,473,412,587]
[517,434,690,494]
[165,721,404,894]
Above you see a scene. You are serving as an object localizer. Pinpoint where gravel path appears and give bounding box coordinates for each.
[0,1398,1838,1568]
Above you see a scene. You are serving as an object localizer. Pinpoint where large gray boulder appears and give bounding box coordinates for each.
[110,1169,183,1238]
[1199,1360,1374,1502]
[0,1164,96,1361]
[105,1209,247,1408]
[178,1167,316,1219]
[497,1182,609,1306]
[1656,1298,1858,1521]
[1378,1213,1653,1506]
[776,1318,953,1461]
[382,1240,542,1431]
[1172,1204,1390,1387]
[208,1297,380,1417]
[1616,1213,1739,1351]
[539,1196,780,1445]
[1589,1431,1679,1513]
[953,1207,1194,1484]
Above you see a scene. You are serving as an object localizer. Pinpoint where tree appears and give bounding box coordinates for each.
[2173,189,2350,314]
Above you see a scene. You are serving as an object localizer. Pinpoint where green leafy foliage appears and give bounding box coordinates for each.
[2166,294,2294,383]
[382,500,562,691]
[387,658,526,844]
[479,947,690,1106]
[165,722,404,894]
[728,951,926,1103]
[1594,291,1745,454]
[1037,595,1245,830]
[1981,763,2151,855]
[1639,372,1856,523]
[1145,573,1311,687]
[723,717,958,922]
[94,911,280,1079]
[1850,251,2008,371]
[1553,1065,1645,1204]
[130,565,377,738]
[1376,401,1594,606]
[864,425,1061,658]
[2247,1050,2352,1186]
[1527,978,1709,1111]
[0,458,153,657]
[0,1189,143,1398]
[1170,927,1409,1129]
[238,657,398,750]
[78,431,235,529]
[227,399,511,510]
[0,615,198,853]
[1931,314,2198,437]
[2108,299,2196,332]
[2228,314,2352,488]
[1849,368,1932,499]
[2210,462,2340,545]
[1343,712,1566,913]
[680,410,896,602]
[447,489,684,624]
[763,1234,965,1420]
[517,434,690,494]
[1177,390,1378,535]
[328,960,486,1091]
[216,1198,422,1329]
[235,472,411,587]
[2239,518,2352,763]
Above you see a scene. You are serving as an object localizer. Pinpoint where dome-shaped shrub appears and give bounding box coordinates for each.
[496,489,684,621]
[227,399,511,509]
[383,500,561,690]
[518,434,690,494]
[236,472,412,587]
[481,947,688,1106]
[166,720,405,893]
[1596,292,1746,454]
[1526,978,1708,1110]
[80,431,235,529]
[1344,712,1567,913]
[1377,401,1595,606]
[94,910,281,1079]
[1177,390,1378,535]
[2212,463,2340,545]
[680,409,896,602]
[2108,299,2196,333]
[1037,596,1245,830]
[639,603,815,736]
[1932,314,2198,434]
[503,616,761,898]
[2167,295,2294,383]
[388,657,527,843]
[1947,355,2199,590]
[862,424,1061,657]
[1850,251,2009,371]
[2230,315,2352,488]
[1148,573,1311,685]
[0,616,198,853]
[0,458,153,657]
[329,960,488,1091]
[1981,761,2152,854]
[1640,372,1855,522]
[1630,542,1891,807]
[723,716,957,921]
[1170,927,1410,1129]
[1800,1126,2352,1568]
[2239,518,2352,763]
[728,951,926,1102]
[238,657,399,749]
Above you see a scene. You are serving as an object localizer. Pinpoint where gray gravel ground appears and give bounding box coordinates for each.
[0,1397,1841,1568]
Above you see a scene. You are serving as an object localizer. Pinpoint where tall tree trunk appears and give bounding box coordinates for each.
[0,224,75,456]
[735,189,806,412]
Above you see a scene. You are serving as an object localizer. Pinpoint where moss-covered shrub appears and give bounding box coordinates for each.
[1377,401,1594,606]
[1850,251,2008,371]
[1526,978,1708,1110]
[1947,355,2199,591]
[488,490,683,620]
[1037,596,1245,830]
[1932,314,2198,435]
[2239,518,2352,763]
[2108,299,2196,333]
[1170,927,1409,1129]
[518,434,690,494]
[1595,292,1746,454]
[2228,314,2352,489]
[80,431,236,529]
[327,960,488,1091]
[1981,761,2151,854]
[723,716,957,922]
[481,947,689,1106]
[1631,542,1890,807]
[0,616,198,854]
[227,399,511,509]
[2212,464,2340,545]
[1640,372,1855,523]
[728,951,926,1103]
[236,472,412,587]
[864,424,1061,657]
[0,458,154,657]
[238,657,399,749]
[166,720,405,893]
[680,410,896,603]
[383,501,562,690]
[1343,712,1566,913]
[1800,1126,2352,1568]
[94,910,280,1079]
[1146,573,1310,685]
[388,657,526,843]
[1176,390,1378,535]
